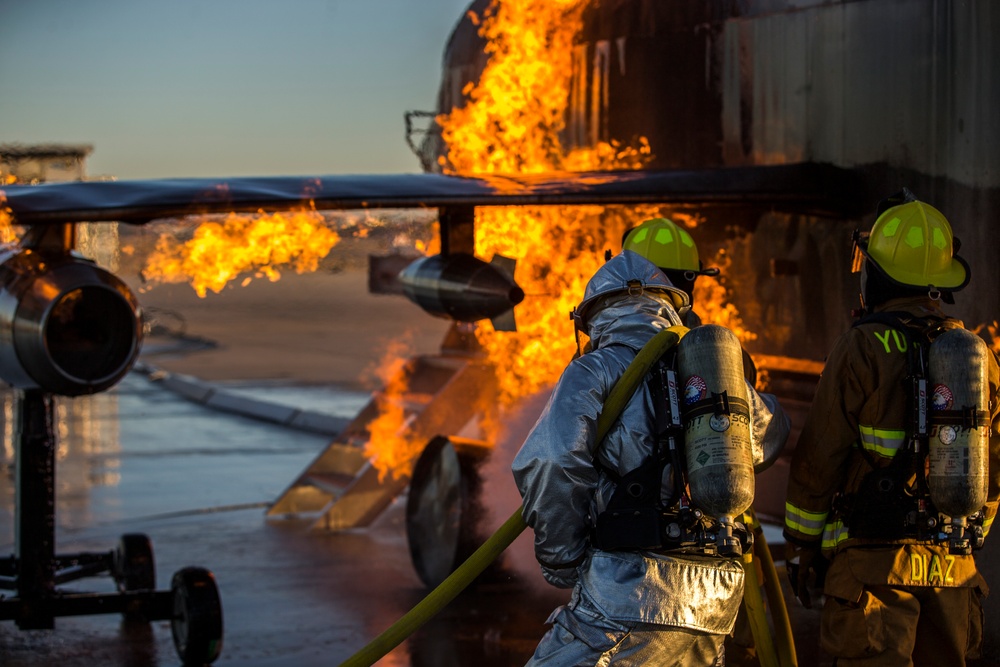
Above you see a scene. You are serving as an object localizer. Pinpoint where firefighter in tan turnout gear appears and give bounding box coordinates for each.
[784,189,1000,666]
[512,249,790,666]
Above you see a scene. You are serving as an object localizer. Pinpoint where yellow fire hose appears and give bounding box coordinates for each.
[340,325,793,667]
[740,510,798,667]
[338,506,528,667]
[339,326,687,667]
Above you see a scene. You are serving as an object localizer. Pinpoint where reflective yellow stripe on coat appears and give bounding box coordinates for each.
[785,501,827,538]
[858,424,906,459]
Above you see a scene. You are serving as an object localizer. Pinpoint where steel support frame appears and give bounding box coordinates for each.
[0,389,173,628]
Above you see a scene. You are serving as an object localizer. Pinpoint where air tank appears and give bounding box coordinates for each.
[928,327,990,550]
[677,324,754,556]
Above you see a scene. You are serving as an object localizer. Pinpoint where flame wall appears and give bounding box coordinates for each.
[425,0,1000,363]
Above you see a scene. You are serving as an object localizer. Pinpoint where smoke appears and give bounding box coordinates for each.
[477,389,553,584]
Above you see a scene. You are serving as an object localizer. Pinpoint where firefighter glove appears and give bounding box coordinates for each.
[785,542,827,609]
[540,563,579,589]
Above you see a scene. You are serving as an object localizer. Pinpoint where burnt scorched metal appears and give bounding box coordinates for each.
[422,0,1000,358]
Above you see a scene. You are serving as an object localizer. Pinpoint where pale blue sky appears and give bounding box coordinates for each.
[0,0,474,179]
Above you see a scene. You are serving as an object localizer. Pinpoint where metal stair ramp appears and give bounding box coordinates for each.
[267,348,496,531]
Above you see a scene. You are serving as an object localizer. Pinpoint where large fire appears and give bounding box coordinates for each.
[438,0,648,405]
[435,0,747,407]
[0,196,19,245]
[364,0,751,479]
[362,337,424,479]
[141,207,340,297]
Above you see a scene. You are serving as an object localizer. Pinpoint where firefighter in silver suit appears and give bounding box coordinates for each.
[512,250,790,666]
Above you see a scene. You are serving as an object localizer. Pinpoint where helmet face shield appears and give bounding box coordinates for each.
[571,251,689,332]
[850,229,869,274]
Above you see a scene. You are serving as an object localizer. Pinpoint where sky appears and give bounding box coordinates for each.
[0,0,474,180]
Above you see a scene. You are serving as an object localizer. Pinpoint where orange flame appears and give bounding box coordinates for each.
[0,194,21,245]
[439,0,590,175]
[434,0,658,405]
[142,207,340,297]
[362,338,424,481]
[972,321,1000,355]
[692,246,757,345]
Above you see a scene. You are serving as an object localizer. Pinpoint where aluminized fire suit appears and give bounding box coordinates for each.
[785,296,1000,665]
[512,251,790,666]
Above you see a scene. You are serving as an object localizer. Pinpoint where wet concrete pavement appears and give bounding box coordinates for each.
[0,356,995,666]
[0,366,570,666]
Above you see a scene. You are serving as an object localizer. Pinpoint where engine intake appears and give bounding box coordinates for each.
[0,247,142,396]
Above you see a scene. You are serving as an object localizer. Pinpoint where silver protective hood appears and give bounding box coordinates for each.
[572,250,690,333]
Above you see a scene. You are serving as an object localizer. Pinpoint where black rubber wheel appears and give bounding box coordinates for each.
[171,567,223,666]
[113,533,156,592]
[406,436,493,588]
[407,437,462,588]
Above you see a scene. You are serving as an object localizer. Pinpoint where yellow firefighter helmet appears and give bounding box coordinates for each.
[854,192,969,291]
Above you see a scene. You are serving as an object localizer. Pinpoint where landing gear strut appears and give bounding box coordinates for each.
[0,390,224,665]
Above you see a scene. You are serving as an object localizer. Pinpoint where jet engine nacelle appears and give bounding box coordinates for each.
[398,252,524,331]
[0,246,143,396]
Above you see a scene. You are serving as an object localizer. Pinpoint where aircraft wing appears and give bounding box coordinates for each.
[1,162,866,225]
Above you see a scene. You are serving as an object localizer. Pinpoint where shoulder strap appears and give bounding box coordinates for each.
[647,357,686,506]
[853,310,953,345]
[852,311,939,487]
[592,326,689,457]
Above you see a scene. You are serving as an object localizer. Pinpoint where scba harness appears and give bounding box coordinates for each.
[837,311,989,555]
[592,346,752,558]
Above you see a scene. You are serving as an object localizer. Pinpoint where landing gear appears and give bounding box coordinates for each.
[0,390,224,665]
[114,533,156,592]
[406,435,496,588]
[171,567,224,667]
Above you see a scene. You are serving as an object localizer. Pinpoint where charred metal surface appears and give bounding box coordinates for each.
[428,0,1000,345]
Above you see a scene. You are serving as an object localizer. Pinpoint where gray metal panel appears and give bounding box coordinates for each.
[841,0,928,168]
[720,23,743,162]
[944,2,1000,188]
[756,11,809,163]
[803,3,847,163]
[717,0,1000,187]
